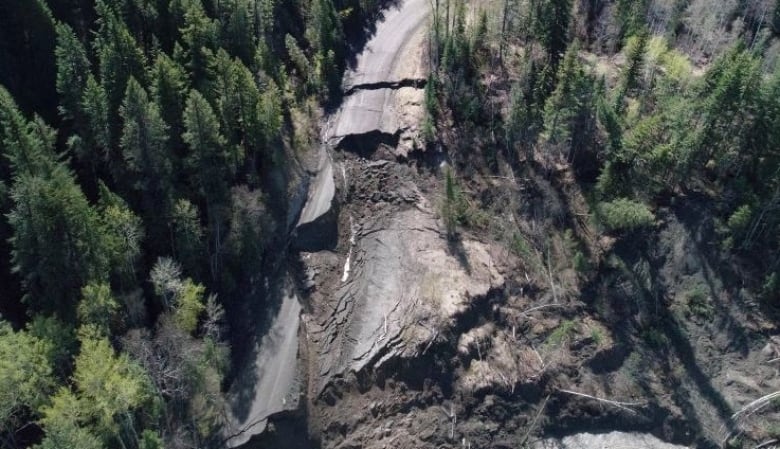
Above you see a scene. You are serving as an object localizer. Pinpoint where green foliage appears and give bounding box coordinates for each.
[596,198,655,232]
[511,233,534,260]
[589,327,604,346]
[530,0,572,63]
[175,279,207,334]
[506,57,554,158]
[0,87,58,177]
[0,0,321,445]
[762,272,779,302]
[472,9,489,59]
[78,283,119,334]
[573,250,589,273]
[149,257,208,334]
[0,322,55,431]
[425,73,438,121]
[696,45,762,176]
[641,325,669,348]
[75,326,152,439]
[645,37,693,87]
[36,395,105,449]
[542,44,597,160]
[285,34,310,83]
[150,53,188,150]
[422,73,438,142]
[170,199,205,275]
[684,285,713,319]
[98,183,145,287]
[26,315,77,377]
[217,0,257,66]
[183,89,234,206]
[212,49,275,172]
[306,0,345,94]
[615,32,648,110]
[120,77,172,198]
[80,75,111,161]
[728,204,753,238]
[226,186,273,276]
[179,0,219,89]
[94,1,147,155]
[37,326,153,447]
[442,168,464,237]
[548,319,576,346]
[615,0,648,41]
[54,22,91,122]
[139,430,164,449]
[9,169,110,314]
[188,337,229,437]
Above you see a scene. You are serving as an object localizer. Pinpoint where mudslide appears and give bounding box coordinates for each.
[224,1,435,446]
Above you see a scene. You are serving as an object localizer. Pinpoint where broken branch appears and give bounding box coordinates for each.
[557,388,643,415]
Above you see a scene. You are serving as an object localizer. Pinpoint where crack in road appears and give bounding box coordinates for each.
[342,77,428,97]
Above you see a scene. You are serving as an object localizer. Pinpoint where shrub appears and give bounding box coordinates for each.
[596,198,655,231]
[727,204,752,236]
[685,285,713,319]
[573,250,590,273]
[642,326,669,348]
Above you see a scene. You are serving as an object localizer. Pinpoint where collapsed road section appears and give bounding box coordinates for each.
[223,0,431,445]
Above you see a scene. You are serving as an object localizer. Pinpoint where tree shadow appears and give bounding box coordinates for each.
[342,0,405,71]
[576,223,739,446]
[323,0,411,113]
[446,235,472,275]
[670,193,755,357]
[227,274,288,424]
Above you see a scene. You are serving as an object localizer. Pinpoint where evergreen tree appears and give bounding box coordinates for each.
[614,31,648,111]
[120,77,173,218]
[182,90,236,278]
[542,43,596,162]
[170,198,205,277]
[697,44,761,176]
[8,169,110,315]
[54,22,91,124]
[0,88,110,314]
[97,183,145,288]
[0,87,58,178]
[531,0,573,64]
[306,0,345,94]
[218,0,257,66]
[179,0,219,90]
[118,0,159,53]
[78,75,112,173]
[93,0,147,178]
[212,50,266,172]
[150,53,188,155]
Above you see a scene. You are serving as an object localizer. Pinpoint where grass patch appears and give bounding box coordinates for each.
[684,285,713,319]
[590,327,604,347]
[548,319,576,346]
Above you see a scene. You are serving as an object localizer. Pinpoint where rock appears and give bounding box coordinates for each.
[534,432,690,449]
